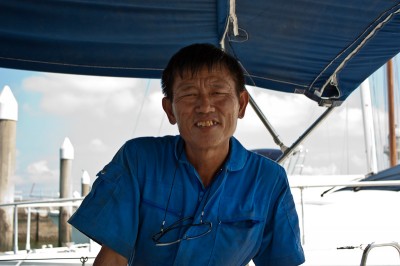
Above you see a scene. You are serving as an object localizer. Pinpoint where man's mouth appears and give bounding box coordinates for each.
[196,120,218,127]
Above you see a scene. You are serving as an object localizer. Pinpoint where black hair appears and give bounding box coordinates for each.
[161,43,245,100]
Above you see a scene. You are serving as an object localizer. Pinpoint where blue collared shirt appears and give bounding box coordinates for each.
[69,135,304,265]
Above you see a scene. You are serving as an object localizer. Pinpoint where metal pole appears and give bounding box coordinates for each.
[13,205,18,254]
[248,93,288,151]
[36,209,39,243]
[360,242,400,266]
[290,180,400,189]
[248,90,337,165]
[360,79,378,174]
[387,59,397,167]
[300,187,305,245]
[26,207,31,251]
[278,106,336,163]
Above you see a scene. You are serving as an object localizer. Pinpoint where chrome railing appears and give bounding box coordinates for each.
[290,179,400,246]
[289,179,400,266]
[0,197,84,254]
[2,180,400,265]
[360,242,400,266]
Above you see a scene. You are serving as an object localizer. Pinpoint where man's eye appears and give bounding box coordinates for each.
[175,93,197,101]
[183,93,197,97]
[212,91,227,95]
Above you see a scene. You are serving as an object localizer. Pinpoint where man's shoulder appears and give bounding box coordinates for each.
[112,135,179,164]
[229,137,284,174]
[242,149,287,187]
[110,135,180,172]
[124,135,178,149]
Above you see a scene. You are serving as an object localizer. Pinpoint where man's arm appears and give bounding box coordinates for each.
[93,245,128,266]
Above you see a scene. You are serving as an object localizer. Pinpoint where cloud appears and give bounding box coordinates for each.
[89,138,108,152]
[301,163,339,175]
[242,87,317,129]
[24,160,59,190]
[27,160,52,174]
[13,174,24,186]
[328,107,364,137]
[22,73,141,117]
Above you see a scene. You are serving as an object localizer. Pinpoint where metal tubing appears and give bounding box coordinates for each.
[360,242,400,266]
[291,180,400,251]
[0,197,84,208]
[277,106,336,163]
[299,188,305,245]
[248,93,288,151]
[290,180,400,189]
[13,205,18,254]
[387,59,397,167]
[248,90,336,164]
[0,197,84,254]
[26,207,31,251]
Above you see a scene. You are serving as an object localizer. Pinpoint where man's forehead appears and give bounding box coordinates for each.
[175,65,232,80]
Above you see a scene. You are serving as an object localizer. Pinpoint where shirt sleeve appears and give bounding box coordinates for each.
[253,169,305,266]
[68,161,140,259]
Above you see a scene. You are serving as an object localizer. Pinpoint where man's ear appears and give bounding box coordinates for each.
[238,90,249,119]
[162,97,177,125]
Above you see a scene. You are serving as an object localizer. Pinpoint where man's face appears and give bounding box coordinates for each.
[162,65,248,154]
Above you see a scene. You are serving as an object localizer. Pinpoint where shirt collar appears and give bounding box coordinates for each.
[173,136,247,172]
[173,136,186,162]
[226,137,247,172]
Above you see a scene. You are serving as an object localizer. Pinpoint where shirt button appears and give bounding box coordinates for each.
[199,191,204,201]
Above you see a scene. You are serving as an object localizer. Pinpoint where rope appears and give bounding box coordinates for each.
[220,0,239,50]
[337,244,364,250]
[80,256,88,265]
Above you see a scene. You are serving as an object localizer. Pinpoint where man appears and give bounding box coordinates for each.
[69,43,305,265]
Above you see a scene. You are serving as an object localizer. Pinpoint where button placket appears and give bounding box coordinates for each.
[198,191,204,202]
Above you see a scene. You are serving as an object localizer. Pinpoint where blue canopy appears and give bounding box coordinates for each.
[349,165,400,192]
[321,165,400,195]
[0,0,399,106]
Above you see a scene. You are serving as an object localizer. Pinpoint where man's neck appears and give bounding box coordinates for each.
[185,146,229,187]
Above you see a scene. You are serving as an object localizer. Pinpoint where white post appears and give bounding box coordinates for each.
[360,79,378,174]
[59,137,74,246]
[299,187,305,245]
[26,207,31,251]
[0,85,18,252]
[13,205,18,254]
[81,170,91,197]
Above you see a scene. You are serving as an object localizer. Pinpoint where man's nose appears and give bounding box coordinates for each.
[196,94,215,113]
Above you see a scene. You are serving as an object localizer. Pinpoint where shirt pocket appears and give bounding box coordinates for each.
[217,216,264,246]
[213,202,265,264]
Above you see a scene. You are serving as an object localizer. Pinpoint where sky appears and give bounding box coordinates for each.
[0,58,398,198]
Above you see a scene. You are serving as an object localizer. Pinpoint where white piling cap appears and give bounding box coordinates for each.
[60,137,74,159]
[0,85,18,121]
[81,170,91,184]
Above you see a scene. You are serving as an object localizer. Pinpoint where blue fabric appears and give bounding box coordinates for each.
[338,164,400,192]
[69,135,304,265]
[1,1,400,106]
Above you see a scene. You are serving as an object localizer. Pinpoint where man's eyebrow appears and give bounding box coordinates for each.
[176,82,196,88]
[174,84,197,94]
